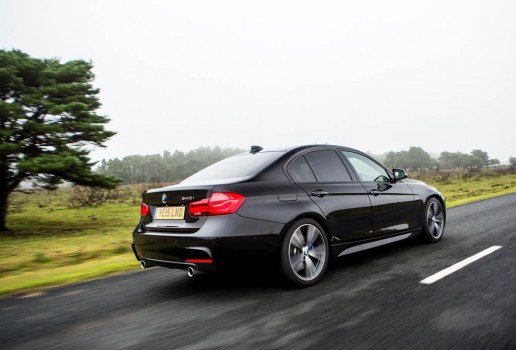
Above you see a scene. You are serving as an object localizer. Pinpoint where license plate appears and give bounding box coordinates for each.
[155,206,185,220]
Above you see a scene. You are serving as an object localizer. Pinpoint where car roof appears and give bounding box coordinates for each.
[248,144,363,154]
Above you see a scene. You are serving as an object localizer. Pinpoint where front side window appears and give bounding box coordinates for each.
[342,151,390,182]
[304,150,352,182]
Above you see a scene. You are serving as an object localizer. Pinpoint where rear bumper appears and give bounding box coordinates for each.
[137,255,218,273]
[132,214,284,272]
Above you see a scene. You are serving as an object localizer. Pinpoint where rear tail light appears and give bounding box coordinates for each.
[140,202,150,216]
[189,192,245,216]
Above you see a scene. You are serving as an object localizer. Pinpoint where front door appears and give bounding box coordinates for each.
[341,151,417,237]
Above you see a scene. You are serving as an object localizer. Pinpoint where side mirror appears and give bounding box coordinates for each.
[393,168,408,181]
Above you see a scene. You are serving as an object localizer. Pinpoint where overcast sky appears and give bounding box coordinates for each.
[1,0,515,163]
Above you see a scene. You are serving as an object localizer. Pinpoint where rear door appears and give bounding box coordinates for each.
[341,151,417,237]
[289,150,372,243]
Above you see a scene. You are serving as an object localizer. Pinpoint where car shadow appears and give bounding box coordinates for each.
[150,261,288,299]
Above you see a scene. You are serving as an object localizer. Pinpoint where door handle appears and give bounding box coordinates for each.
[311,190,329,198]
[370,189,381,196]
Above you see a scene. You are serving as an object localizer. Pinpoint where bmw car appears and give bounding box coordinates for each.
[132,145,446,286]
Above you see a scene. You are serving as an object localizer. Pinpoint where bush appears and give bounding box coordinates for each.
[69,186,110,207]
[67,184,163,208]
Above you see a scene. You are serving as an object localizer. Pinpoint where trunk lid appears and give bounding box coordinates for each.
[141,184,214,233]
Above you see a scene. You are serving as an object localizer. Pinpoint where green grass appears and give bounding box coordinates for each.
[0,255,138,295]
[1,188,142,295]
[412,172,516,208]
[0,173,515,295]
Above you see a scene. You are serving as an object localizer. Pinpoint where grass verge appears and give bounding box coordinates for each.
[419,173,516,208]
[446,187,516,208]
[1,174,515,295]
[0,255,138,295]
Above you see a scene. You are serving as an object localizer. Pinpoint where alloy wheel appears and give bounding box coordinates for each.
[288,223,327,281]
[427,201,444,239]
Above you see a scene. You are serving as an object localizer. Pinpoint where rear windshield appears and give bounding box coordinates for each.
[181,151,283,185]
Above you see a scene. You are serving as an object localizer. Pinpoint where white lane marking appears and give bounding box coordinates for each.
[420,246,502,285]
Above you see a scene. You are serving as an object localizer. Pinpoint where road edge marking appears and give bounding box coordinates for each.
[420,245,502,285]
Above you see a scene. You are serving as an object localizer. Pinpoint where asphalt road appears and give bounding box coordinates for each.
[1,194,515,350]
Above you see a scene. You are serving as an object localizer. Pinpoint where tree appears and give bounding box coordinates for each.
[488,159,500,166]
[470,149,489,167]
[438,151,458,169]
[384,147,436,170]
[0,49,120,231]
[510,157,516,169]
[406,146,436,170]
[96,146,244,184]
[384,151,408,169]
[438,151,488,169]
[439,152,471,169]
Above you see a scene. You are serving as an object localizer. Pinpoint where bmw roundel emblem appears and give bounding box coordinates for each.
[161,194,167,203]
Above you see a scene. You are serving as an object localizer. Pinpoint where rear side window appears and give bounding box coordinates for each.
[289,156,317,182]
[304,150,352,182]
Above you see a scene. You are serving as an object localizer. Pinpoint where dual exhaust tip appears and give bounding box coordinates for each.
[141,259,197,278]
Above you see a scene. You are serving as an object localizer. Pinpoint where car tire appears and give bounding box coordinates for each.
[280,218,329,287]
[420,198,445,243]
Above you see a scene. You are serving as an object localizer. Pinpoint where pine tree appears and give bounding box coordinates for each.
[0,49,120,231]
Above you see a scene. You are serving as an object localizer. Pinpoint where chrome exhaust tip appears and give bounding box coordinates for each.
[187,266,195,277]
[140,260,147,269]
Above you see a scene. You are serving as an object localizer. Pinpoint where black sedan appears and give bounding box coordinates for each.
[132,145,446,286]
